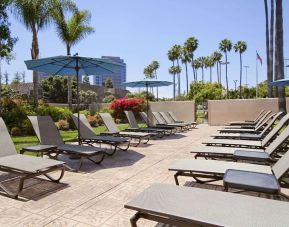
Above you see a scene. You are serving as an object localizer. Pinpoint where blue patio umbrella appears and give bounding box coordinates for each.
[25,54,124,143]
[269,78,289,86]
[122,80,173,116]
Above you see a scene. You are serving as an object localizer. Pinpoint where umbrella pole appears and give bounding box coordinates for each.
[76,58,81,145]
[146,84,149,118]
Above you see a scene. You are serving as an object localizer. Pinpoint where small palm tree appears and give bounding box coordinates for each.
[171,45,182,96]
[181,47,191,94]
[234,41,247,98]
[205,56,215,83]
[212,51,222,84]
[184,37,198,80]
[151,60,160,100]
[167,48,177,99]
[12,0,76,104]
[12,0,52,104]
[53,9,94,107]
[219,38,232,98]
[169,66,181,100]
[143,65,154,78]
[193,59,201,80]
[198,57,206,82]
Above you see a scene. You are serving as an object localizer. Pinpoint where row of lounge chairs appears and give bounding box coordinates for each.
[0,110,190,198]
[124,109,289,226]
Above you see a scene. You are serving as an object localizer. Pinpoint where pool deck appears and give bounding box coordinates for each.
[0,124,288,227]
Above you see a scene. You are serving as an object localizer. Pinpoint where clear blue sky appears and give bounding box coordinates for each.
[2,0,289,98]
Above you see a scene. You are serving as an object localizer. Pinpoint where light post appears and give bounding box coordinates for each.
[219,61,230,97]
[233,80,238,91]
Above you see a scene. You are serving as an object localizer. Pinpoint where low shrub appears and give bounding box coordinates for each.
[36,104,72,121]
[10,127,22,136]
[56,119,70,131]
[87,115,98,127]
[110,97,146,122]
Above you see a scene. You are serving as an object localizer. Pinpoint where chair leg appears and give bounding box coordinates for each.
[105,146,117,156]
[130,212,141,227]
[44,167,65,183]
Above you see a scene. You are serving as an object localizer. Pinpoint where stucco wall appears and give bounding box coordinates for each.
[150,101,196,122]
[208,98,289,126]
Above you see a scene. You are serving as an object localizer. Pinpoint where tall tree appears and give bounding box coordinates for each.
[275,0,286,112]
[181,47,191,93]
[184,37,198,80]
[212,51,222,84]
[20,70,26,83]
[171,45,182,96]
[12,0,51,104]
[0,0,17,98]
[219,38,232,98]
[264,0,272,97]
[167,49,176,99]
[168,66,181,100]
[192,59,201,81]
[143,64,154,78]
[198,57,206,82]
[151,60,160,100]
[53,9,94,108]
[233,41,247,98]
[269,0,274,97]
[204,56,214,83]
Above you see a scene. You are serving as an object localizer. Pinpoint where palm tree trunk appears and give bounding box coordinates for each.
[31,27,39,105]
[265,0,273,97]
[216,63,219,83]
[177,59,180,96]
[270,0,275,97]
[173,61,175,100]
[225,52,229,98]
[210,66,212,83]
[185,62,188,94]
[191,55,196,80]
[195,69,198,81]
[275,0,286,112]
[239,53,242,98]
[66,45,72,108]
[202,67,204,82]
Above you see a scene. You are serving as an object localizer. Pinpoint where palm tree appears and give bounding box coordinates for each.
[184,37,198,80]
[171,45,182,96]
[212,51,222,84]
[181,47,191,93]
[53,9,94,108]
[193,59,201,80]
[219,38,232,98]
[198,57,206,82]
[234,41,247,98]
[204,56,214,83]
[151,60,159,100]
[12,0,75,105]
[169,66,181,100]
[167,48,177,99]
[275,0,286,112]
[143,65,154,78]
[12,0,52,104]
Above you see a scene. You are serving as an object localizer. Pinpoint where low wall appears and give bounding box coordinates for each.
[208,98,289,126]
[150,101,195,122]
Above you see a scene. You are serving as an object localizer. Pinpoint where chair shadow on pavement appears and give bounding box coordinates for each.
[0,173,69,201]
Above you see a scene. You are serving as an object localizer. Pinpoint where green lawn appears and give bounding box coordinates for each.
[13,124,130,153]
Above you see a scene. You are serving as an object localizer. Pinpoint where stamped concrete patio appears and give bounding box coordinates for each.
[0,124,288,227]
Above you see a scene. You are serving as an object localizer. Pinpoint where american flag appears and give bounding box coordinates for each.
[256,51,263,65]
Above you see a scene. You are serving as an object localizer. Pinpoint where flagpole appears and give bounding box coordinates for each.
[256,51,258,98]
